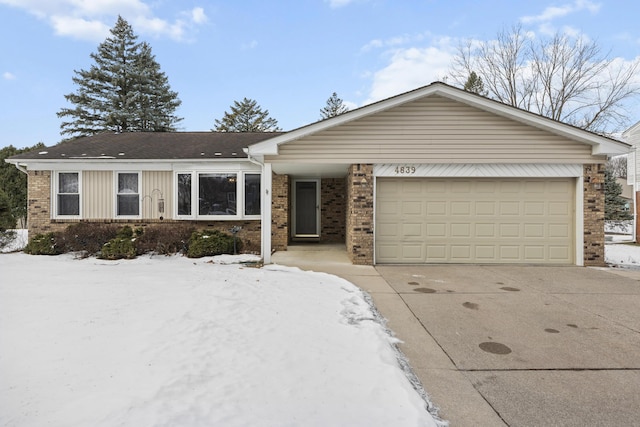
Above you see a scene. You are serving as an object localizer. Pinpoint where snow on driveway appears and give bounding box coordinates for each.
[0,253,442,427]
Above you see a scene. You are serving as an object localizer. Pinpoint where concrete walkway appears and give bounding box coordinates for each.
[272,245,640,427]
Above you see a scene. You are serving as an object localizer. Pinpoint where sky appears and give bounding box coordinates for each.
[0,0,639,149]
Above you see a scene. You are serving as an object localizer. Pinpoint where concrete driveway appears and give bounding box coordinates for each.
[375,265,640,427]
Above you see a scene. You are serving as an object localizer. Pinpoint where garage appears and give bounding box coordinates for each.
[375,177,575,264]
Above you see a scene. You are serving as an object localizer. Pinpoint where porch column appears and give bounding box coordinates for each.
[583,163,606,266]
[346,164,374,265]
[262,163,272,264]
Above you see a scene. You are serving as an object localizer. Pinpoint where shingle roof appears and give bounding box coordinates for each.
[10,132,284,161]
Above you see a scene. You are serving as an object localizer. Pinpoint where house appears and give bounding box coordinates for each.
[6,82,630,266]
[623,121,640,240]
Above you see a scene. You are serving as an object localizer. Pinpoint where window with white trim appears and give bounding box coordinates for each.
[56,172,80,216]
[175,171,260,219]
[116,172,140,217]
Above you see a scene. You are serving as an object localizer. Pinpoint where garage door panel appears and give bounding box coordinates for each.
[451,223,471,237]
[475,223,496,238]
[475,246,497,261]
[376,178,574,264]
[427,202,447,215]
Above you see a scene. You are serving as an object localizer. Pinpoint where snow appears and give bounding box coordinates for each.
[0,229,28,253]
[0,250,443,427]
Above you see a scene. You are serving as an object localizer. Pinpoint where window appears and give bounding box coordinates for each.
[57,172,80,216]
[175,171,260,219]
[117,172,140,216]
[245,173,261,216]
[177,173,192,216]
[198,173,237,216]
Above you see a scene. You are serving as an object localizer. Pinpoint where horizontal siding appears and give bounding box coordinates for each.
[83,171,113,218]
[142,171,173,219]
[267,95,597,164]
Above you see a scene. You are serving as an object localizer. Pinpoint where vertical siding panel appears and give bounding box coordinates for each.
[142,171,173,219]
[83,171,113,218]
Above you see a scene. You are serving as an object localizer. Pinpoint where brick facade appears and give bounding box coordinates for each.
[271,173,289,251]
[346,164,374,264]
[27,170,62,235]
[320,178,346,243]
[583,163,606,266]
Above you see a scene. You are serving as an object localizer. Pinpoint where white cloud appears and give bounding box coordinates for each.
[191,7,207,24]
[325,0,356,8]
[50,15,111,41]
[521,0,601,23]
[363,38,456,105]
[361,32,430,53]
[241,40,258,50]
[0,0,208,42]
[3,71,16,80]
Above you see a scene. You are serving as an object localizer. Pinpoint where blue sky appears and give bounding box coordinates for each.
[1,0,639,148]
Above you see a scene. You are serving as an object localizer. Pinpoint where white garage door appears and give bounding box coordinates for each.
[375,178,575,264]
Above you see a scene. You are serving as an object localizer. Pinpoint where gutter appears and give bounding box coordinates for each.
[14,162,27,175]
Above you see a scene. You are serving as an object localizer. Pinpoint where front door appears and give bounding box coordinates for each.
[294,180,319,237]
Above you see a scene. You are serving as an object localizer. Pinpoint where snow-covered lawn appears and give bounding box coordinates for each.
[0,252,442,427]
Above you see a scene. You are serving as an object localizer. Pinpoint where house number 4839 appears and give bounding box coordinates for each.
[395,166,416,174]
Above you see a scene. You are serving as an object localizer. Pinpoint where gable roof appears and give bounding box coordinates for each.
[247,81,629,158]
[8,131,284,162]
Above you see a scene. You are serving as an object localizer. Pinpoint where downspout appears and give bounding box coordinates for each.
[634,153,638,243]
[244,149,272,264]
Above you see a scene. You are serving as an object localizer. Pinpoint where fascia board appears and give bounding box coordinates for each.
[5,158,255,171]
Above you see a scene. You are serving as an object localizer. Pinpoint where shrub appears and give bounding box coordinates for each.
[100,233,137,260]
[187,229,240,258]
[57,223,120,256]
[0,230,16,250]
[24,232,63,255]
[135,224,195,255]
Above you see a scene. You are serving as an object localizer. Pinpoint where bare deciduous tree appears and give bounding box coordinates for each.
[607,155,628,178]
[450,25,640,134]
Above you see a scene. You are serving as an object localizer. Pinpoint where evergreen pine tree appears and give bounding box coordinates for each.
[0,143,45,224]
[604,167,632,220]
[463,71,488,96]
[213,98,281,132]
[58,16,182,139]
[320,92,349,119]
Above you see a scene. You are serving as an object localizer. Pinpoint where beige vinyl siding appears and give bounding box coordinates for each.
[142,171,172,219]
[82,171,172,219]
[83,171,113,218]
[267,95,600,164]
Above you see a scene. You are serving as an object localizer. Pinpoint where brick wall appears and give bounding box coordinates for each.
[583,163,606,266]
[271,173,289,251]
[346,164,374,264]
[321,178,346,243]
[26,170,66,235]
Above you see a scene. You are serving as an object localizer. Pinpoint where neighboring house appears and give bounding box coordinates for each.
[6,82,630,266]
[623,121,640,239]
[616,177,633,213]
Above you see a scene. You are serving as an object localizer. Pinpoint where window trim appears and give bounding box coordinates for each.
[53,171,81,219]
[174,171,261,220]
[114,171,142,219]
